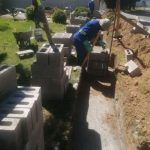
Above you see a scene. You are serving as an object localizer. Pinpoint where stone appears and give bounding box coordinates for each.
[125,49,134,62]
[124,60,141,77]
[16,50,34,59]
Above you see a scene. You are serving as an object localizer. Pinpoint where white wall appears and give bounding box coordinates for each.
[136,0,150,7]
[3,0,90,9]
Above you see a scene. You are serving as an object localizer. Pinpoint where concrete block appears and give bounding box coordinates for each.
[32,73,68,100]
[36,46,50,65]
[36,44,64,65]
[124,60,141,77]
[87,47,110,76]
[0,107,32,143]
[0,117,23,150]
[87,61,109,76]
[24,122,44,150]
[70,16,87,25]
[16,50,34,59]
[52,33,73,47]
[125,49,134,62]
[10,92,43,125]
[17,86,41,94]
[31,61,64,79]
[66,24,80,34]
[89,47,110,61]
[1,96,38,129]
[0,65,17,99]
[63,46,72,57]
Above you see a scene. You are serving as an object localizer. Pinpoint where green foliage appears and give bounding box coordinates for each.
[0,18,65,85]
[25,5,35,21]
[52,9,67,24]
[74,6,90,17]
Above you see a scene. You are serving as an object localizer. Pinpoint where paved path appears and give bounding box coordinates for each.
[71,73,123,150]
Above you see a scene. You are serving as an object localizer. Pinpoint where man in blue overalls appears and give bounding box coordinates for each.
[73,18,111,66]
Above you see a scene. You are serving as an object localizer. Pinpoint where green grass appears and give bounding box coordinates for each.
[0,18,65,85]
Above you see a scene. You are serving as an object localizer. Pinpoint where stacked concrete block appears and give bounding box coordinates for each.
[66,24,80,34]
[31,61,64,79]
[0,86,44,150]
[32,72,68,100]
[0,107,32,144]
[32,44,69,101]
[0,118,23,150]
[52,33,73,58]
[125,49,134,62]
[87,47,110,76]
[0,65,17,100]
[124,60,141,77]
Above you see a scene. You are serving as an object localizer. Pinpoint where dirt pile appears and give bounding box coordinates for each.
[104,12,150,150]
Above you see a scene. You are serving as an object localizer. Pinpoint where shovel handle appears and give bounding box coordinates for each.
[81,31,101,67]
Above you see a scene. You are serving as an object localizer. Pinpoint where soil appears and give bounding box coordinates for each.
[104,12,150,150]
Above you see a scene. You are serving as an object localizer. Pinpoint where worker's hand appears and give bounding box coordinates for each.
[97,40,106,49]
[83,40,92,52]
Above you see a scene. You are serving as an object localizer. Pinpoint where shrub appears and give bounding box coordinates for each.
[74,6,90,17]
[52,9,67,24]
[25,6,34,21]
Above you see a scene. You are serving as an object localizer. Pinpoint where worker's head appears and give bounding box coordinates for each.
[99,18,111,31]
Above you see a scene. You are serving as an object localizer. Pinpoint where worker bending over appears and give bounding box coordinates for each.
[73,18,111,66]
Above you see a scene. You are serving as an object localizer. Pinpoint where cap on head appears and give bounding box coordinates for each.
[99,18,111,31]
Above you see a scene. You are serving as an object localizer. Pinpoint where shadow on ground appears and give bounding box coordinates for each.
[43,84,77,150]
[137,141,150,150]
[71,70,116,150]
[16,63,31,86]
[0,52,7,63]
[42,68,116,150]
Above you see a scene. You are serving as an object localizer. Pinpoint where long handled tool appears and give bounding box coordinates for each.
[81,31,101,67]
[33,0,58,52]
